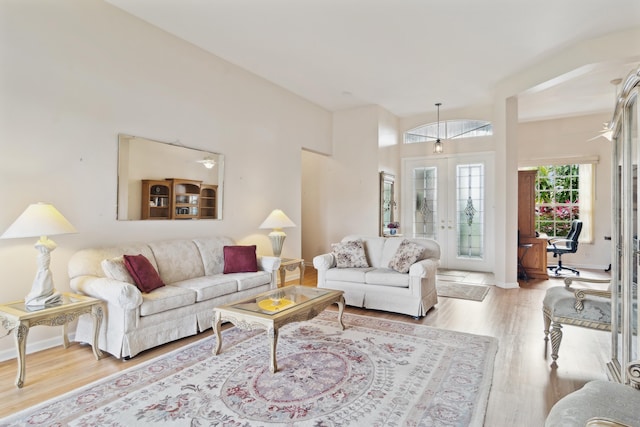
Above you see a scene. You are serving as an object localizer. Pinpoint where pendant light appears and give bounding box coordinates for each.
[433,102,443,154]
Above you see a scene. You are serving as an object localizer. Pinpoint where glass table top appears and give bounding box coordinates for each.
[4,294,84,314]
[228,286,333,316]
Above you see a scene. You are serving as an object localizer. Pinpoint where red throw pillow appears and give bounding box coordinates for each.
[123,254,165,293]
[223,245,258,274]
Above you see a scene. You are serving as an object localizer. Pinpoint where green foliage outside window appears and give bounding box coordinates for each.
[535,164,580,238]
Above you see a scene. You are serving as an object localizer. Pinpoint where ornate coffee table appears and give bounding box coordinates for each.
[212,285,345,373]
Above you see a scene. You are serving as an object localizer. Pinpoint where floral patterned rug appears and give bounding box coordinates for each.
[2,312,498,426]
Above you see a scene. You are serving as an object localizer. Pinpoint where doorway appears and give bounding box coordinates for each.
[402,152,495,271]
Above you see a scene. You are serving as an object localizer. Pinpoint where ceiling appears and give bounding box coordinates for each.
[106,0,640,121]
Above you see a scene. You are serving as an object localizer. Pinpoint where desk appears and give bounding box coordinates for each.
[517,236,549,279]
[0,292,104,388]
[278,258,305,287]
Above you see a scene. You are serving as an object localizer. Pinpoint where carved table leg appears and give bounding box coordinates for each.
[543,311,551,342]
[269,326,279,373]
[336,296,346,330]
[14,322,28,388]
[62,322,70,349]
[212,310,222,355]
[299,262,306,285]
[90,304,104,360]
[550,321,563,361]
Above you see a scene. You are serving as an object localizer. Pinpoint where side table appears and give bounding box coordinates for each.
[0,292,104,388]
[278,258,305,287]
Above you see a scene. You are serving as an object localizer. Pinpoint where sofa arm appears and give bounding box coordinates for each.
[313,253,335,271]
[71,275,143,310]
[258,256,281,272]
[409,258,439,277]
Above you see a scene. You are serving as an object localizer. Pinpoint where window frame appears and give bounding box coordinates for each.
[404,119,493,144]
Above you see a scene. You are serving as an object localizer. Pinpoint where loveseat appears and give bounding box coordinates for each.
[313,235,440,318]
[68,236,280,359]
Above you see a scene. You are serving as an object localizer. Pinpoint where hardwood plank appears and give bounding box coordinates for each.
[0,268,612,425]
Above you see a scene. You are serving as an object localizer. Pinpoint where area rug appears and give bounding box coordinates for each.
[2,312,498,427]
[437,281,491,302]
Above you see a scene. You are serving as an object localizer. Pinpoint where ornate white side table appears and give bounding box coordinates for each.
[278,257,305,287]
[0,292,104,388]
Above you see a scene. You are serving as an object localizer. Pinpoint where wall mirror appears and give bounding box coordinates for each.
[379,172,396,236]
[117,134,224,220]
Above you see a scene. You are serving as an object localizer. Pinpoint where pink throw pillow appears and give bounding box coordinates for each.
[223,245,258,273]
[123,254,165,293]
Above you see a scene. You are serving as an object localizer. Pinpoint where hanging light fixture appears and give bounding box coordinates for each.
[433,102,443,154]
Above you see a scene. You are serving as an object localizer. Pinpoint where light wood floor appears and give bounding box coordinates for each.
[0,268,612,425]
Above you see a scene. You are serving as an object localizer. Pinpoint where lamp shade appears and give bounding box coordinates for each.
[1,203,77,239]
[259,209,296,230]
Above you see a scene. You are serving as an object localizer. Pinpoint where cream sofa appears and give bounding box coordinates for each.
[68,236,280,359]
[313,235,440,318]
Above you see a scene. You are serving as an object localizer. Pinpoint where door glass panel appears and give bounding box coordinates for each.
[457,163,484,258]
[413,167,437,239]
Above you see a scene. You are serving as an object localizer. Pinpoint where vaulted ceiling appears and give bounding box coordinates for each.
[107,0,640,122]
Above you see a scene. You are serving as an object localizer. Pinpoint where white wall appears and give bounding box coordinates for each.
[0,0,331,357]
[301,105,382,261]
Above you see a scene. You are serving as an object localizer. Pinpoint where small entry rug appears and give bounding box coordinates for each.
[2,312,498,427]
[437,281,491,302]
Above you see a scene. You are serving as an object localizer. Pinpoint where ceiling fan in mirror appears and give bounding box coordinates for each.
[587,78,622,142]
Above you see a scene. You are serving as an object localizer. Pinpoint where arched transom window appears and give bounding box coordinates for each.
[404,119,493,144]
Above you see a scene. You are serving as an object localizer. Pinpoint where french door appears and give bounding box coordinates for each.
[402,153,494,271]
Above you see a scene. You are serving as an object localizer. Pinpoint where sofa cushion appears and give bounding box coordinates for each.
[365,268,411,287]
[332,240,369,268]
[139,285,197,316]
[326,267,374,283]
[223,245,258,273]
[231,271,272,291]
[68,243,156,280]
[123,254,166,293]
[101,256,135,284]
[193,237,235,276]
[388,239,425,273]
[171,276,238,302]
[148,239,205,284]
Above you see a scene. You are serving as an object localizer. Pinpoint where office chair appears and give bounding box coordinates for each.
[547,219,582,276]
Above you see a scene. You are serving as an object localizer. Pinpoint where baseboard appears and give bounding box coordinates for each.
[0,333,74,363]
[495,281,520,289]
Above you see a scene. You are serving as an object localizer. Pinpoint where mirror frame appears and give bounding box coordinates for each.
[379,172,396,236]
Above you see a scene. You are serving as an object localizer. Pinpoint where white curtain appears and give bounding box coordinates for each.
[578,163,594,243]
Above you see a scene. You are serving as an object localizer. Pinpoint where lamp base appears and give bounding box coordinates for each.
[268,231,287,257]
[25,237,62,308]
[25,291,62,308]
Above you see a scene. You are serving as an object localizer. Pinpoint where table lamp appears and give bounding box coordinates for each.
[259,209,296,257]
[1,202,77,307]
